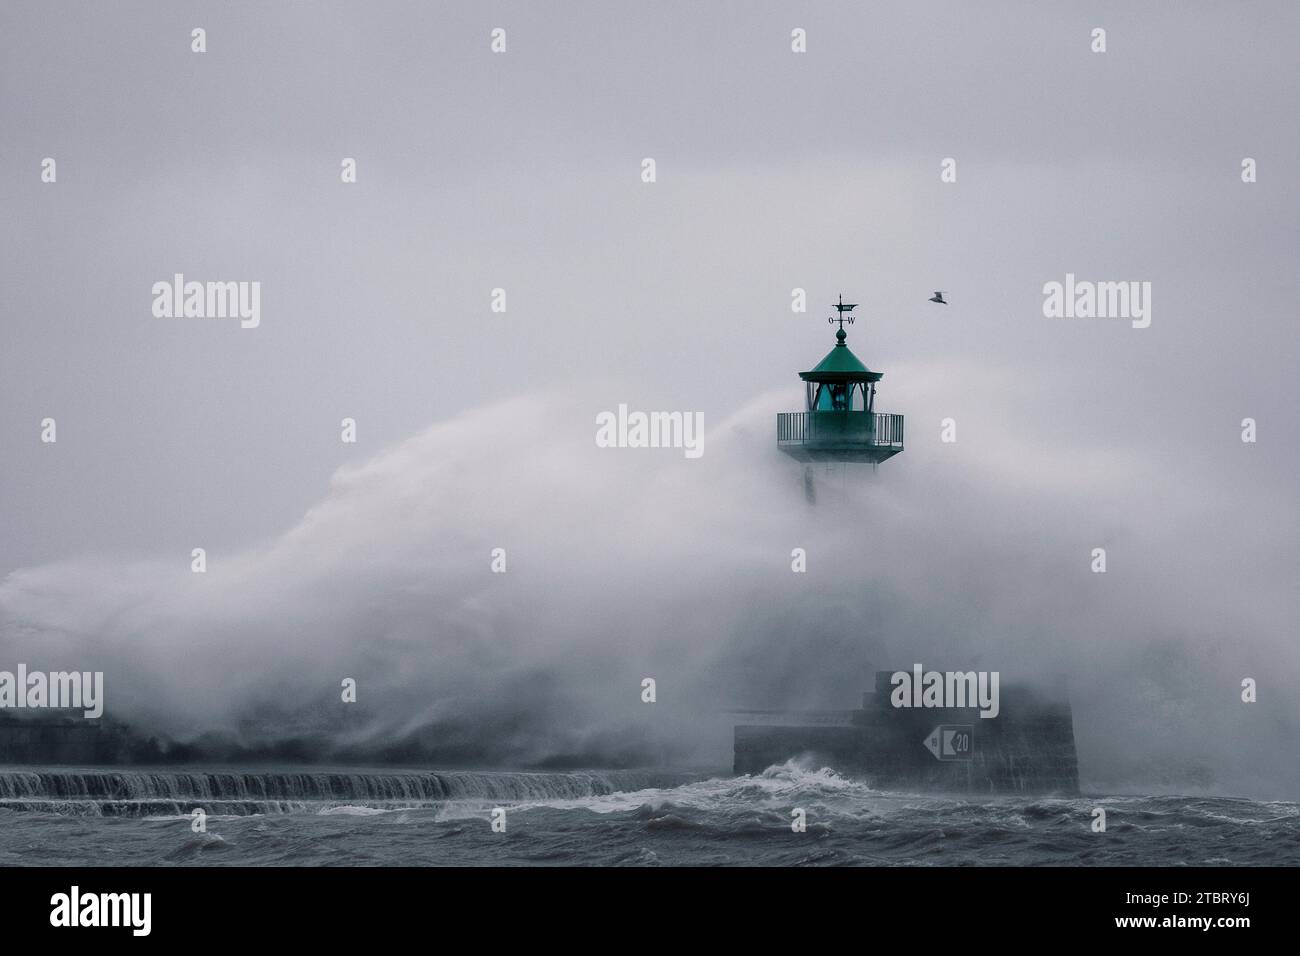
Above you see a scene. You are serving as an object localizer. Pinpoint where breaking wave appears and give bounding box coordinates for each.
[0,767,699,817]
[1,762,1297,865]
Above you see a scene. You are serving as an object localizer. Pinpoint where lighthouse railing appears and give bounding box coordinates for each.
[777,411,904,447]
[872,412,904,446]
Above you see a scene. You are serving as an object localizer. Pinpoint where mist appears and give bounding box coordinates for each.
[2,1,1297,800]
[2,369,1295,798]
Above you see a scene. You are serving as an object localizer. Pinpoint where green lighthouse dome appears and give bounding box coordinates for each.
[799,327,884,385]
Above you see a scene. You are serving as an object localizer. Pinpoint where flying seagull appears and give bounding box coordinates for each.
[929,291,947,305]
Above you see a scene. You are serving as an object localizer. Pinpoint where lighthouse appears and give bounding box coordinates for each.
[777,295,904,466]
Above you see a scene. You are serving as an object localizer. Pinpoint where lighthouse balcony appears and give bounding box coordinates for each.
[776,411,904,464]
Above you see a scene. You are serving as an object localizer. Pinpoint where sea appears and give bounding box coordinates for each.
[1,762,1295,866]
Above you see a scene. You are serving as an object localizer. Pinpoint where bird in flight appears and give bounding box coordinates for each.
[929,291,947,305]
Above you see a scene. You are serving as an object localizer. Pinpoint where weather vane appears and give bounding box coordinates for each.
[828,293,857,331]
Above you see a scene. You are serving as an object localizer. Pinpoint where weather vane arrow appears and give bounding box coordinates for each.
[829,293,857,331]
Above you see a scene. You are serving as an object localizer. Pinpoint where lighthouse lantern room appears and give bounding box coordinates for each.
[776,295,904,465]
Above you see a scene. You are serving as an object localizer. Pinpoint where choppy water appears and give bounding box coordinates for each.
[1,762,1296,866]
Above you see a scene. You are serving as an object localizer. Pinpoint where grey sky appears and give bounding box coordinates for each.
[1,3,1297,792]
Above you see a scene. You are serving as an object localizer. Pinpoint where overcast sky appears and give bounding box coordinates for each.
[1,3,1297,791]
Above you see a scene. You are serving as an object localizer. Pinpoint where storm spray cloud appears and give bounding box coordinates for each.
[1,2,1297,826]
[2,370,1295,797]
